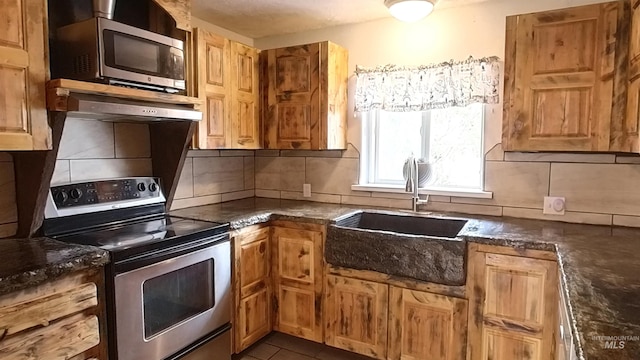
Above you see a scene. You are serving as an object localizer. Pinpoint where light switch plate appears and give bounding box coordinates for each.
[543,196,565,215]
[303,184,311,197]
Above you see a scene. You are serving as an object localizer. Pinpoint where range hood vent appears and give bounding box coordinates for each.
[64,93,202,122]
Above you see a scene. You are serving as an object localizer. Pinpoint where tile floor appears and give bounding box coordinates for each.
[233,332,375,360]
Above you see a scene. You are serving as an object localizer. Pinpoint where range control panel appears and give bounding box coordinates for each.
[51,177,162,208]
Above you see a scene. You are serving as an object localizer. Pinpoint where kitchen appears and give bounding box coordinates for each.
[0,0,639,359]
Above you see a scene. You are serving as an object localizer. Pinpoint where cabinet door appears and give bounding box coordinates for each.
[626,1,640,152]
[272,226,323,342]
[325,275,388,360]
[503,2,624,151]
[388,287,467,360]
[230,42,260,149]
[0,0,51,150]
[264,43,320,149]
[194,28,230,149]
[234,227,271,352]
[467,251,558,360]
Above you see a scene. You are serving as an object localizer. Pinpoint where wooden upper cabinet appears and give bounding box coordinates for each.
[503,2,629,152]
[0,0,52,150]
[262,41,348,150]
[231,42,261,149]
[467,247,558,360]
[194,28,230,149]
[193,29,261,149]
[626,0,640,152]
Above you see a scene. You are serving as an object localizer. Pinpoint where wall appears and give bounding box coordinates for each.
[171,150,255,210]
[251,0,640,226]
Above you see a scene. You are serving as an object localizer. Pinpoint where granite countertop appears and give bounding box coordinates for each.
[172,198,640,359]
[0,237,109,297]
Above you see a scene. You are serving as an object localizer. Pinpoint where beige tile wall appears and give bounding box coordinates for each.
[170,150,255,210]
[253,143,640,227]
[52,118,153,184]
[253,145,414,210]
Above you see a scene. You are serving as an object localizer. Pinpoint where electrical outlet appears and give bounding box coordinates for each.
[543,196,565,215]
[303,184,312,197]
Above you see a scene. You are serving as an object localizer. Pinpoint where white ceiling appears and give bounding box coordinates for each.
[192,0,492,39]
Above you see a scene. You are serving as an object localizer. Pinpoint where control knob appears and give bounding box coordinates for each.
[149,183,158,192]
[137,183,146,192]
[54,191,68,203]
[69,188,83,199]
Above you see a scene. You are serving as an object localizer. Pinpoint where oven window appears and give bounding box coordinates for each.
[142,259,214,338]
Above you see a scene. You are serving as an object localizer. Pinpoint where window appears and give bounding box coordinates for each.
[361,104,485,192]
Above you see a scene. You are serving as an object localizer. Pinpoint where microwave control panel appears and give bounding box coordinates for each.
[51,177,161,208]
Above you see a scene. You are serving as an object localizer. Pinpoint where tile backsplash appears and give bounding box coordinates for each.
[170,150,255,210]
[253,144,640,227]
[5,128,640,239]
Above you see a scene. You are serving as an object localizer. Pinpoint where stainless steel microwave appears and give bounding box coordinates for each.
[55,17,185,93]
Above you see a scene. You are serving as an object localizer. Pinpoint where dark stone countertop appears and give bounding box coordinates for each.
[171,199,640,359]
[0,237,110,297]
[170,197,357,228]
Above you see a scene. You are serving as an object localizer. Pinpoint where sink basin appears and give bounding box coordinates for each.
[326,211,468,285]
[336,211,467,238]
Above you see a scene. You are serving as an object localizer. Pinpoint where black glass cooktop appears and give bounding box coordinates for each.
[54,215,229,261]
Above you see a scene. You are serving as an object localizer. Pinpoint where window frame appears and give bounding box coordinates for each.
[356,105,492,199]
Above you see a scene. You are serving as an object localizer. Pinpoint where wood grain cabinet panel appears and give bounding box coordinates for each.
[233,227,272,353]
[262,41,348,150]
[467,247,558,360]
[272,225,324,342]
[388,287,467,360]
[193,29,261,149]
[503,2,629,152]
[231,41,260,149]
[0,0,51,150]
[0,269,107,360]
[325,275,388,360]
[194,28,230,149]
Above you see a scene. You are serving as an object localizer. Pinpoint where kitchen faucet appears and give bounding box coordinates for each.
[405,156,430,211]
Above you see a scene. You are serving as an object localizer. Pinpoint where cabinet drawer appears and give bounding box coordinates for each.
[0,313,100,360]
[0,282,97,336]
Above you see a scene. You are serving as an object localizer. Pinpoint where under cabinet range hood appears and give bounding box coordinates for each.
[63,93,202,122]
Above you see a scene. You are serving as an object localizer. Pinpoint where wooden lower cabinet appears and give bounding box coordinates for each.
[272,223,324,342]
[325,275,388,359]
[233,226,272,353]
[324,274,468,360]
[0,268,107,359]
[388,286,468,360]
[467,245,559,360]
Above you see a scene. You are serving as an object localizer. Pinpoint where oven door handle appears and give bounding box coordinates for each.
[114,233,229,274]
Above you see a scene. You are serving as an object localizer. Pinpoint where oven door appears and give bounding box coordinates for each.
[114,240,230,360]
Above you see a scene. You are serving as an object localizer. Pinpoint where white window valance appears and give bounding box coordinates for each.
[354,57,501,112]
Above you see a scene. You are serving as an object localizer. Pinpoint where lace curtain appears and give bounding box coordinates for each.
[354,57,501,112]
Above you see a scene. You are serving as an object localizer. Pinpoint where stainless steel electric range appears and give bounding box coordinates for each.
[43,177,231,360]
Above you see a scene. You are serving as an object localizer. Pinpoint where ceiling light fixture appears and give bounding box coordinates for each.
[385,0,436,22]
